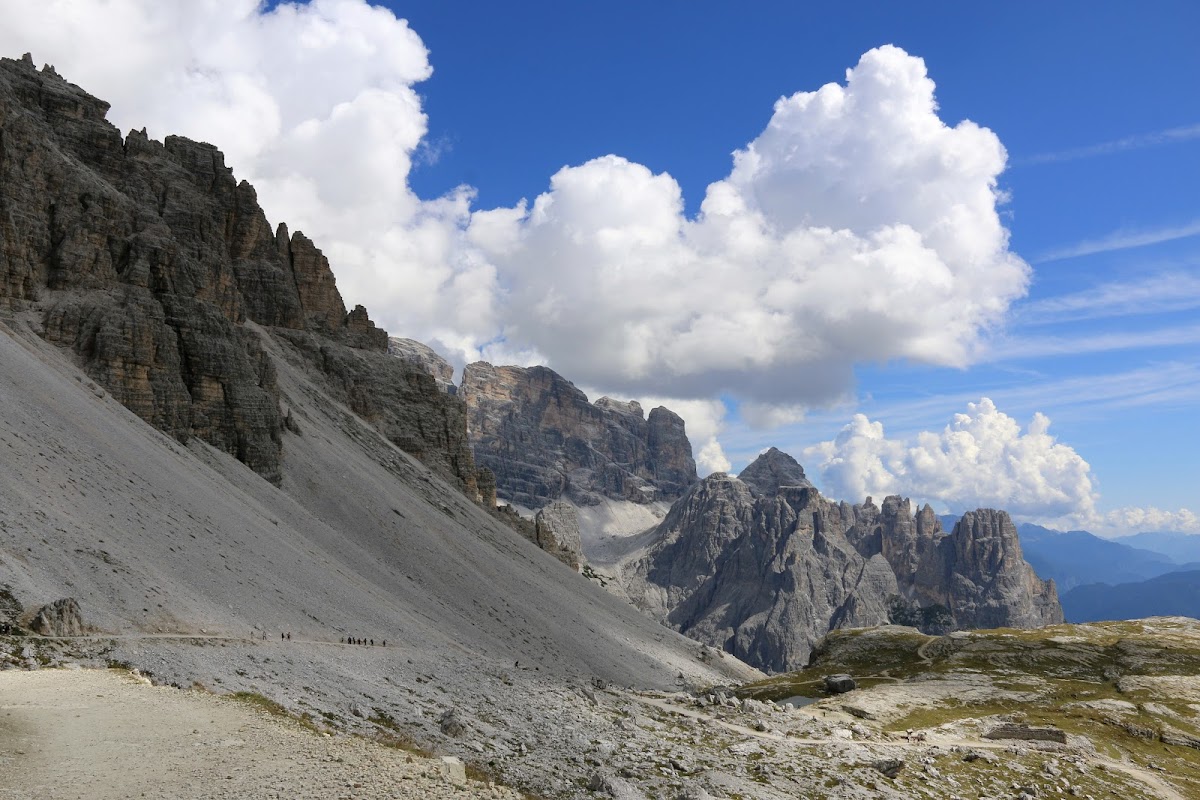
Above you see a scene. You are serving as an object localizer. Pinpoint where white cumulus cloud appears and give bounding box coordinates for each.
[802,399,1200,535]
[1103,507,1200,534]
[802,399,1098,527]
[474,45,1029,406]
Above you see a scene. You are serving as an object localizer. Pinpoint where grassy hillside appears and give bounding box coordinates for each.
[740,618,1200,799]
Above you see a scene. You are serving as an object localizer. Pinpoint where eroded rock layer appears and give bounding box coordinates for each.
[624,449,1063,672]
[0,55,478,492]
[460,362,697,507]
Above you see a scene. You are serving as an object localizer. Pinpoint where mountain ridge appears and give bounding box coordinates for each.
[616,451,1062,672]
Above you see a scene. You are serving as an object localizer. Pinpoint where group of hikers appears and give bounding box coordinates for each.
[341,636,384,646]
[252,630,385,647]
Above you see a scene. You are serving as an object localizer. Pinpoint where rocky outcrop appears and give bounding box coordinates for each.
[460,362,697,507]
[29,598,84,636]
[274,329,482,495]
[737,447,814,497]
[532,502,584,571]
[388,337,455,393]
[943,509,1064,630]
[845,500,1062,631]
[0,55,482,494]
[624,448,1062,672]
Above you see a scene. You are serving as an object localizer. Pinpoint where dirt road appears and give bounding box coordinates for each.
[0,669,514,800]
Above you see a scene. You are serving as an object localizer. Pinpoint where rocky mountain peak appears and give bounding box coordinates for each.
[737,447,815,497]
[624,477,1062,672]
[594,397,644,417]
[387,337,456,392]
[0,55,482,494]
[954,509,1019,573]
[460,361,698,507]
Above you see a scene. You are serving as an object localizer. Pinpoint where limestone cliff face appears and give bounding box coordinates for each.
[0,55,479,493]
[388,337,455,393]
[943,509,1064,629]
[459,362,698,507]
[624,449,1063,672]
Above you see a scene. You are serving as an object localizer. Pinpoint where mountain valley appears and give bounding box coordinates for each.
[1,52,1198,800]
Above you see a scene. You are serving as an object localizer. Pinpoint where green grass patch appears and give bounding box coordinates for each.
[227,691,321,733]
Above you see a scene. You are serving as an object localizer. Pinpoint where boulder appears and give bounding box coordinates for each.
[824,674,856,694]
[29,598,84,636]
[437,756,466,786]
[532,502,585,571]
[586,771,648,800]
[438,708,465,737]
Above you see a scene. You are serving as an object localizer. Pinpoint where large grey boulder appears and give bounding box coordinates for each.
[29,598,84,636]
[824,674,856,693]
[533,502,585,571]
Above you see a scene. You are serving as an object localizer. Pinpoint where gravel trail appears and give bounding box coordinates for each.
[0,669,516,800]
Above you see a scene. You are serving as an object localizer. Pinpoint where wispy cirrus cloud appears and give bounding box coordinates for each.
[1016,271,1200,324]
[1037,218,1200,263]
[1018,122,1200,166]
[721,362,1200,470]
[989,324,1200,361]
[871,363,1200,428]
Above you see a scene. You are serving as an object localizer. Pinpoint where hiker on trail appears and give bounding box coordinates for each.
[370,638,374,646]
[281,632,285,641]
[286,632,291,640]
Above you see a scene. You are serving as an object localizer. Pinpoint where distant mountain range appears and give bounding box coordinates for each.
[1062,570,1200,622]
[1113,531,1200,565]
[1015,523,1188,592]
[941,515,1200,622]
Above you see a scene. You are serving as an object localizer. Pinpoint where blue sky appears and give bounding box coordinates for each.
[392,1,1200,529]
[3,1,1196,533]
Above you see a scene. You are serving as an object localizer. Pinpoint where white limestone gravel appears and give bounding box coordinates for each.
[0,668,518,800]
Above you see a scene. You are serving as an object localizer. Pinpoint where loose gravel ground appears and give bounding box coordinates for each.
[0,669,519,800]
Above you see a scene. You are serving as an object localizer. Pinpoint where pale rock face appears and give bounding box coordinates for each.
[946,509,1064,630]
[623,448,1063,672]
[533,502,585,571]
[388,337,456,393]
[459,362,697,508]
